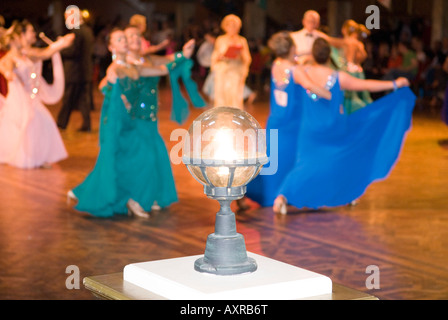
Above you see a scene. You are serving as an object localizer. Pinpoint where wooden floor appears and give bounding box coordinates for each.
[1,83,447,300]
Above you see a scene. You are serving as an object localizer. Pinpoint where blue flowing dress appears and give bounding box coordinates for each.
[277,72,416,209]
[246,66,303,206]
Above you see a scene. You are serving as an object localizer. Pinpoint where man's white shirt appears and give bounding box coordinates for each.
[290,28,323,57]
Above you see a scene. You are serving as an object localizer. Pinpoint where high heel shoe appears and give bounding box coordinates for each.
[236,197,250,211]
[67,190,77,205]
[40,162,52,169]
[127,199,150,218]
[273,195,287,215]
[151,201,161,211]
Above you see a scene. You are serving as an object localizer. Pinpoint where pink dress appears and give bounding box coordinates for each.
[0,53,68,168]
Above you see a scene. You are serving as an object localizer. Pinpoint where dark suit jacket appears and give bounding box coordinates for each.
[61,23,94,83]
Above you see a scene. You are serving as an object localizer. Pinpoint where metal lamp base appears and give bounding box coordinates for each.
[195,196,257,276]
[195,233,257,275]
[194,257,257,275]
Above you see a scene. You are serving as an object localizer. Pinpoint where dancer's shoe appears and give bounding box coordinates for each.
[40,162,52,169]
[151,201,161,211]
[236,197,250,211]
[67,190,77,205]
[127,199,150,218]
[273,195,287,215]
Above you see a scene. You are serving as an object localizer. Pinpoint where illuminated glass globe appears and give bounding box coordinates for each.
[182,106,267,198]
[182,107,268,275]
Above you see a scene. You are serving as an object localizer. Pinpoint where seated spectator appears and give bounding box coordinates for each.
[364,42,390,80]
[383,41,418,81]
[387,43,403,70]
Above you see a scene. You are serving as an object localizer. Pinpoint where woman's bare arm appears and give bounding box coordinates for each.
[139,64,168,77]
[161,38,195,62]
[210,36,225,70]
[240,37,252,67]
[25,34,75,61]
[0,52,15,80]
[147,54,171,66]
[355,41,368,63]
[319,33,345,48]
[98,65,118,90]
[339,71,409,92]
[141,39,169,56]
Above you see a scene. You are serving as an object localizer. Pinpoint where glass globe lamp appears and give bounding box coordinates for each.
[182,106,267,275]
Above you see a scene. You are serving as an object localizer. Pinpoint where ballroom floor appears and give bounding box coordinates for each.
[0,83,447,300]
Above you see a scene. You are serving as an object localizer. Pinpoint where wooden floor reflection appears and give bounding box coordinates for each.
[0,84,447,300]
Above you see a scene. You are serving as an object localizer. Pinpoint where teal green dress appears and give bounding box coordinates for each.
[343,68,373,114]
[72,77,176,217]
[72,58,205,218]
[331,47,373,114]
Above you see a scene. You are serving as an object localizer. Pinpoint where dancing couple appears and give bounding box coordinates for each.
[68,25,205,218]
[245,32,415,214]
[0,20,74,169]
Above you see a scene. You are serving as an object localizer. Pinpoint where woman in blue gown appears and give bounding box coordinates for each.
[69,28,204,218]
[245,32,332,213]
[246,36,415,214]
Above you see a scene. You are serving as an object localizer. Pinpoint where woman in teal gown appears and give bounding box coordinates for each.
[246,36,415,213]
[325,20,373,114]
[70,28,204,218]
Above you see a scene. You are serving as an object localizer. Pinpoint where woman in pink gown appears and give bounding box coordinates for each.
[0,21,73,169]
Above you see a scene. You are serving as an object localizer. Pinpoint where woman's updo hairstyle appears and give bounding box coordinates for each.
[342,19,359,36]
[267,31,293,59]
[312,37,331,65]
[105,27,124,46]
[0,20,23,50]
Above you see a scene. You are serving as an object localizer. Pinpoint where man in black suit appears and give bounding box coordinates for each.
[57,12,94,132]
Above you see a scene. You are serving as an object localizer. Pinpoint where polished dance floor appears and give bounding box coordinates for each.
[0,84,447,300]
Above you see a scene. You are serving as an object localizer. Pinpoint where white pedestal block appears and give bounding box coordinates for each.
[123,252,332,300]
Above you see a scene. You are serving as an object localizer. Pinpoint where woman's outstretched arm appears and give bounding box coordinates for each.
[339,71,409,92]
[25,34,75,61]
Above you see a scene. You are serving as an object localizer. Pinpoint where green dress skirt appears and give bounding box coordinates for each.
[72,77,177,217]
[331,47,373,114]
